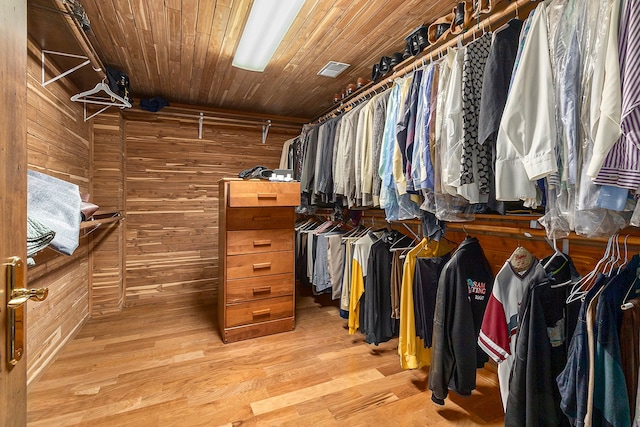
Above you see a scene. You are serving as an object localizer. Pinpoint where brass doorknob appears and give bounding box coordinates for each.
[8,287,48,308]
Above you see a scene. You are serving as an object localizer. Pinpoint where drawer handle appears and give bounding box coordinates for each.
[252,216,272,221]
[253,240,272,247]
[257,193,278,199]
[252,309,271,318]
[253,286,272,295]
[253,262,271,270]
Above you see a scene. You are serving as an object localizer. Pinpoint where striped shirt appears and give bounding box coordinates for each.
[594,0,640,190]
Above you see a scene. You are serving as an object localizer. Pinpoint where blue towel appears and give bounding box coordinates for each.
[27,170,81,255]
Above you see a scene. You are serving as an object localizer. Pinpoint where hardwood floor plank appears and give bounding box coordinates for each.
[330,391,400,420]
[250,369,385,415]
[27,292,505,426]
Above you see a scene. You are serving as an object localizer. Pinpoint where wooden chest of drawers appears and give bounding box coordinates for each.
[218,179,300,343]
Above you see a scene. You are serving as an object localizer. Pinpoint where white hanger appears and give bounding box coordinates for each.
[543,237,568,270]
[566,234,614,304]
[618,234,630,274]
[71,79,132,121]
[604,234,622,276]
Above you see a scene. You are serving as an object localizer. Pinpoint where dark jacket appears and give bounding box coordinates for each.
[505,263,571,426]
[429,237,494,404]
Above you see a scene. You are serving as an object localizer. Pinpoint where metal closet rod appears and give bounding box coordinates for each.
[152,111,303,130]
[52,0,106,75]
[313,0,538,125]
[128,105,306,131]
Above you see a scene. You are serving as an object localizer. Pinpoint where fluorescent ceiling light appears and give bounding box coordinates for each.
[232,0,306,72]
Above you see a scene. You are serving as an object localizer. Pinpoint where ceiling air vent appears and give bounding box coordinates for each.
[317,61,350,78]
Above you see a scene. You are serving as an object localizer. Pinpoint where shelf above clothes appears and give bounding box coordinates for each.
[80,211,123,236]
[28,211,124,268]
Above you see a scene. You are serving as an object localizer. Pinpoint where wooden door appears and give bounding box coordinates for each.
[0,0,28,425]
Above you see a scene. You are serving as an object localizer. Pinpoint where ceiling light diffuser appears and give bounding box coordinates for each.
[232,0,306,72]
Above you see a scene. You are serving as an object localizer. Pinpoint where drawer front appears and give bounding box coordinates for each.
[226,295,294,328]
[226,273,293,303]
[226,207,294,231]
[226,251,293,280]
[226,229,293,255]
[228,181,300,207]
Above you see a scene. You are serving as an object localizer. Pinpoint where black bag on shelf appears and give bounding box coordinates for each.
[106,67,132,103]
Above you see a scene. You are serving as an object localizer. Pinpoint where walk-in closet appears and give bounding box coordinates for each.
[2,0,639,425]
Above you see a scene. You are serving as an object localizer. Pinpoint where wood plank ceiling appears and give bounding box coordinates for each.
[28,0,458,120]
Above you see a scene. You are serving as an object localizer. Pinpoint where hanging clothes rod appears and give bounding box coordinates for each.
[128,109,305,131]
[312,0,539,125]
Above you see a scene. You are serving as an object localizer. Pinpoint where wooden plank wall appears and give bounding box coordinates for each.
[360,211,640,278]
[25,39,92,384]
[90,113,125,317]
[122,112,298,307]
[445,223,640,278]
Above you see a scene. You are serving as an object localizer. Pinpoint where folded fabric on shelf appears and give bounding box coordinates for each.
[27,169,81,256]
[27,215,55,256]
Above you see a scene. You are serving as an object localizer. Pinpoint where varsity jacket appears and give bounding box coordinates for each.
[504,264,571,426]
[429,236,494,404]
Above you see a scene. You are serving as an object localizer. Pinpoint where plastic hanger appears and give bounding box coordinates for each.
[390,232,418,252]
[341,224,362,238]
[71,79,132,121]
[543,237,568,269]
[566,234,614,304]
[617,234,630,274]
[604,234,622,276]
[71,79,131,107]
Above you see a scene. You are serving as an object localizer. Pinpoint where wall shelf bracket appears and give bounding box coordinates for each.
[82,103,111,121]
[41,49,91,87]
[262,120,271,144]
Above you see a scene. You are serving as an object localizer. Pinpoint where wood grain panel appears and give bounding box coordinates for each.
[124,112,297,307]
[25,39,92,385]
[228,180,301,207]
[226,229,294,255]
[27,294,505,425]
[26,256,89,383]
[226,207,295,231]
[360,210,640,278]
[50,0,472,118]
[90,112,125,317]
[226,295,295,328]
[226,252,294,280]
[226,274,295,303]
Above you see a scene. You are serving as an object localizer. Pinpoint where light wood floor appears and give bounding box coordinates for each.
[27,289,505,426]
